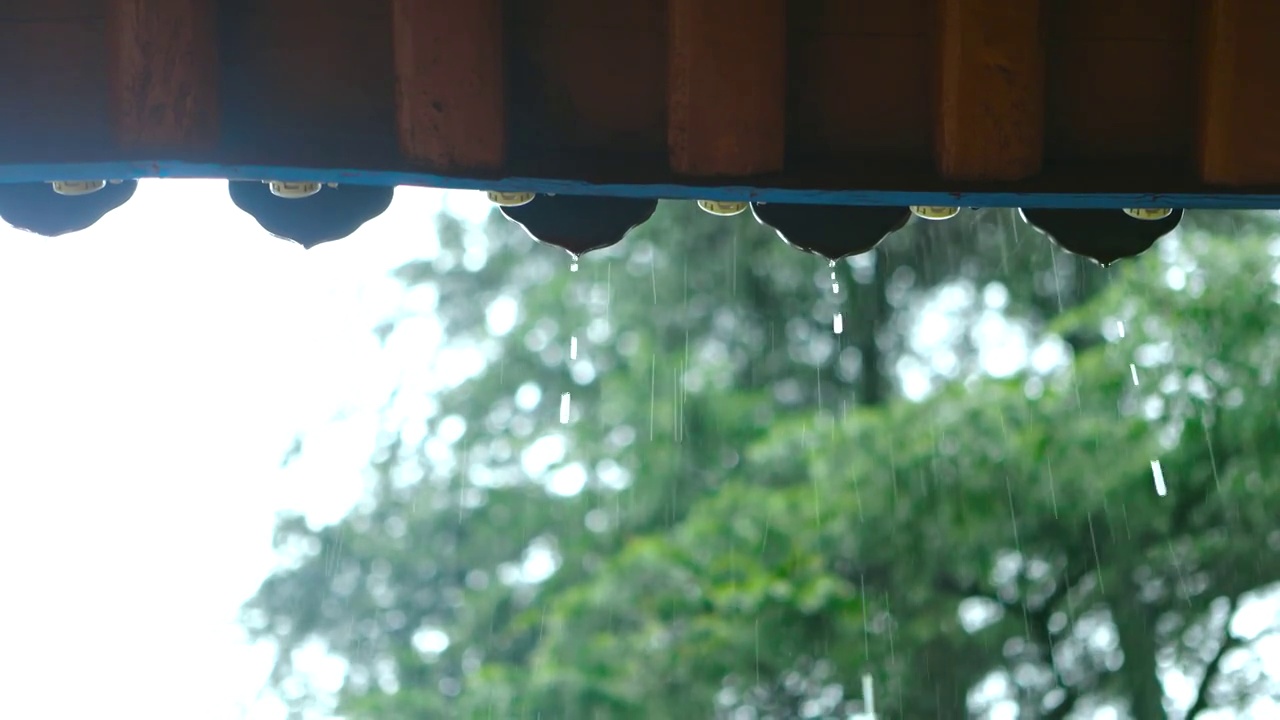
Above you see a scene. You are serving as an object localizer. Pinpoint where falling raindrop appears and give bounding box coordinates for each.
[1113,318,1161,498]
[862,674,876,718]
[1151,460,1167,496]
[649,355,656,441]
[1202,413,1222,492]
[570,336,578,360]
[560,393,571,424]
[570,261,578,272]
[830,262,843,332]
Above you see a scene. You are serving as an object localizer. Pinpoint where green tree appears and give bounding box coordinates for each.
[246,203,1280,718]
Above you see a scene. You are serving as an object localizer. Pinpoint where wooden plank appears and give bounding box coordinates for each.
[506,0,666,175]
[668,0,786,177]
[1045,0,1193,162]
[106,0,219,153]
[787,0,931,164]
[1196,1,1280,186]
[936,0,1045,181]
[0,1,110,163]
[216,0,397,167]
[391,0,504,171]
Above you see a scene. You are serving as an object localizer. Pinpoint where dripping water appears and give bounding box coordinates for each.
[862,674,876,718]
[829,260,842,335]
[563,257,578,423]
[1115,319,1166,496]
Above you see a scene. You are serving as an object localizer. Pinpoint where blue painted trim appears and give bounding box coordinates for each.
[3,159,1280,210]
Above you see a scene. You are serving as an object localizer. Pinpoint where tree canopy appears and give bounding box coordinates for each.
[245,202,1280,719]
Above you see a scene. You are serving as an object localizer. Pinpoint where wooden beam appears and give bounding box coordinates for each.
[787,1,932,164]
[668,0,786,177]
[935,0,1044,181]
[1044,0,1194,162]
[106,0,219,153]
[505,0,666,175]
[1196,1,1280,186]
[391,0,505,172]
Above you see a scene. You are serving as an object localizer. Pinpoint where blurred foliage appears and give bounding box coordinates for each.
[245,203,1280,719]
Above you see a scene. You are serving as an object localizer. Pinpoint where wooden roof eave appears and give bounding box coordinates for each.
[1,0,1278,256]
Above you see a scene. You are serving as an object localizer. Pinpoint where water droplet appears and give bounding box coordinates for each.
[1117,320,1126,338]
[560,393,571,424]
[1151,460,1167,496]
[829,260,836,268]
[570,335,578,360]
[570,262,579,272]
[1129,363,1139,385]
[832,282,840,295]
[833,313,843,335]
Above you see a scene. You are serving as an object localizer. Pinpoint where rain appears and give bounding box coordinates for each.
[5,11,1280,716]
[203,199,1280,719]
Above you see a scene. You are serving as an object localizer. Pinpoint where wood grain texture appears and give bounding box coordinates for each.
[506,0,666,175]
[0,1,110,163]
[1196,0,1280,186]
[668,0,786,177]
[1045,0,1193,162]
[215,0,397,166]
[392,0,504,171]
[936,0,1044,181]
[787,0,931,164]
[106,0,218,152]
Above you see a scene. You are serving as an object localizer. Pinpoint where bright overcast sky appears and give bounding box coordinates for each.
[0,180,489,720]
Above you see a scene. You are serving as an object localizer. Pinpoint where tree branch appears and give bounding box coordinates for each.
[1186,596,1240,719]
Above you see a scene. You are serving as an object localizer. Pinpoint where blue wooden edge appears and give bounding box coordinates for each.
[3,160,1280,210]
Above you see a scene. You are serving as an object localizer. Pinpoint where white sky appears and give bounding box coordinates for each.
[0,180,489,720]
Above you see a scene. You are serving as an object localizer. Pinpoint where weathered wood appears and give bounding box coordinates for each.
[787,1,931,165]
[506,0,666,175]
[1196,0,1280,186]
[391,0,504,171]
[5,0,1280,208]
[106,0,219,152]
[0,1,110,163]
[1045,0,1193,162]
[216,0,397,166]
[668,0,786,177]
[936,0,1045,181]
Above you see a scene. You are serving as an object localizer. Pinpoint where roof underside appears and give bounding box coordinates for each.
[2,0,1278,198]
[0,1,1277,255]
